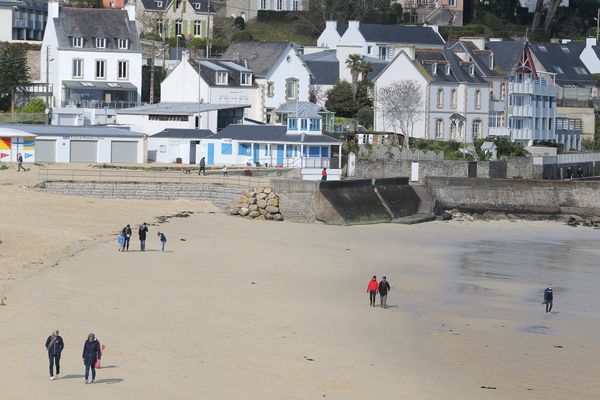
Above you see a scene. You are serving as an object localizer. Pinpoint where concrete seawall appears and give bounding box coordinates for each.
[38,181,245,208]
[427,177,600,216]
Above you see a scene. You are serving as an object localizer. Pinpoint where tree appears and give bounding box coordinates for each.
[345,54,363,101]
[325,80,373,119]
[377,80,423,148]
[19,98,45,113]
[531,0,543,31]
[0,43,30,113]
[543,0,562,34]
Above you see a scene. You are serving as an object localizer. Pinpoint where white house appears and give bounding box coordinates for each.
[160,52,263,121]
[221,0,308,21]
[373,47,491,143]
[578,38,600,74]
[0,0,47,42]
[147,128,213,164]
[221,41,312,123]
[40,2,143,109]
[316,21,348,49]
[116,102,249,135]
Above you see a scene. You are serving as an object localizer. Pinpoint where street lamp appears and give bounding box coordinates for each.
[595,9,600,42]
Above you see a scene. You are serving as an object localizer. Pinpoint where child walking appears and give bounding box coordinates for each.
[158,232,167,252]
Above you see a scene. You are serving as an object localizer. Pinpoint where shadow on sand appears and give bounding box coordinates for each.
[94,378,124,384]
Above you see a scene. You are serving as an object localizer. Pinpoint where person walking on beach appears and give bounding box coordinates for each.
[121,224,132,251]
[367,276,378,307]
[138,222,149,251]
[45,330,64,380]
[222,165,228,177]
[379,276,391,309]
[17,153,25,172]
[198,157,206,175]
[321,167,327,181]
[117,232,125,252]
[82,333,101,384]
[543,284,554,313]
[158,231,167,252]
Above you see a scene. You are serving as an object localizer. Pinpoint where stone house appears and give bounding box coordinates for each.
[134,0,214,41]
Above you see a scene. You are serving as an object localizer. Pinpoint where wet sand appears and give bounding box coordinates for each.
[1,197,599,399]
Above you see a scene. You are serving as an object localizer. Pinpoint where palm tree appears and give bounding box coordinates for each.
[345,54,362,101]
[359,60,373,82]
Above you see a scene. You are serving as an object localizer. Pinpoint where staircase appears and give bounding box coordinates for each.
[392,184,436,224]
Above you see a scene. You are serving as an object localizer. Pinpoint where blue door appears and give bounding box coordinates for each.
[277,145,284,165]
[207,143,214,165]
[253,143,260,164]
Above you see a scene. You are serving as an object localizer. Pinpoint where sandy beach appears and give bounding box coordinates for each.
[1,166,599,399]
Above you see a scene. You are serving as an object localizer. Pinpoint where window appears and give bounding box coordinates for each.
[561,46,570,54]
[489,54,494,69]
[300,118,307,130]
[378,46,388,60]
[500,82,506,100]
[285,79,298,99]
[238,143,251,156]
[221,143,232,155]
[159,145,166,153]
[450,121,457,139]
[72,59,83,78]
[445,64,451,75]
[437,88,444,108]
[240,73,252,86]
[96,38,106,49]
[475,89,481,109]
[95,60,106,79]
[118,39,128,49]
[155,0,163,6]
[118,60,128,79]
[435,119,443,138]
[308,146,320,157]
[469,64,475,76]
[574,66,587,74]
[216,72,228,85]
[489,112,505,127]
[554,66,564,74]
[448,0,456,6]
[195,2,201,9]
[538,45,547,52]
[267,82,274,97]
[367,46,372,54]
[292,0,298,10]
[451,89,457,108]
[175,19,183,35]
[288,118,297,130]
[72,37,83,47]
[276,0,282,10]
[194,20,202,36]
[321,146,329,157]
[156,19,164,35]
[259,0,266,9]
[309,118,320,131]
[432,63,437,75]
[472,120,482,138]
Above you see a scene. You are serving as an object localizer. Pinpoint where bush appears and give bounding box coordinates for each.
[232,31,254,42]
[190,37,206,48]
[356,106,373,129]
[19,98,45,113]
[234,16,246,30]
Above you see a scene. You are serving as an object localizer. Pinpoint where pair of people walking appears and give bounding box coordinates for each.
[367,276,391,308]
[45,331,102,384]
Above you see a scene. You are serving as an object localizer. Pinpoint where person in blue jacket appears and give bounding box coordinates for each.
[158,231,167,252]
[45,330,64,380]
[543,284,554,313]
[82,333,101,384]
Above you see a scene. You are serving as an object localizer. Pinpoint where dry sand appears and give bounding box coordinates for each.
[1,165,599,399]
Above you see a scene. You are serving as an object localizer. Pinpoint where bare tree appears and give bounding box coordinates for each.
[531,0,543,32]
[377,80,423,148]
[543,0,562,34]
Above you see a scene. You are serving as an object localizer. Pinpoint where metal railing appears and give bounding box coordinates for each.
[61,101,141,110]
[38,168,272,188]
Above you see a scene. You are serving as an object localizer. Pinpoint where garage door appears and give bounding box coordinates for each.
[35,140,56,163]
[111,141,138,163]
[70,140,98,163]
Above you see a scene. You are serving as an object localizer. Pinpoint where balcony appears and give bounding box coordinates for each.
[509,82,556,97]
[488,127,510,137]
[61,100,141,110]
[510,128,533,140]
[510,105,533,117]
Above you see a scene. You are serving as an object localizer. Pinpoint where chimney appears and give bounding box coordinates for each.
[124,2,135,21]
[48,0,59,19]
[348,20,360,30]
[325,21,337,31]
[586,37,597,48]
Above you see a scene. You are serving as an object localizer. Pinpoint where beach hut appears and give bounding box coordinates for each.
[0,127,37,163]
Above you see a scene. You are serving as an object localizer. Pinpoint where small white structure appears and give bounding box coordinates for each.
[147,128,213,164]
[51,107,117,126]
[116,102,249,136]
[579,38,600,74]
[1,125,145,163]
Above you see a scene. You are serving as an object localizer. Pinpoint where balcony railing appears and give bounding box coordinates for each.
[488,127,510,136]
[61,100,141,110]
[510,105,533,117]
[509,82,556,97]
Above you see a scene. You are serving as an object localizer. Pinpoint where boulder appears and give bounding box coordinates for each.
[265,205,279,214]
[248,197,257,205]
[249,204,259,212]
[254,186,264,194]
[264,187,272,194]
[437,211,452,221]
[230,208,239,215]
[255,214,265,220]
[267,192,276,199]
[268,198,279,207]
[273,213,283,221]
[265,213,274,220]
[258,208,267,216]
[249,211,260,218]
[257,199,268,209]
[239,207,250,216]
[256,193,268,200]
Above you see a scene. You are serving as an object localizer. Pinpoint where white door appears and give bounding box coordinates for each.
[411,162,419,182]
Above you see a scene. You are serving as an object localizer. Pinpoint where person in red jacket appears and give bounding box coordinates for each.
[367,276,378,307]
[321,167,327,181]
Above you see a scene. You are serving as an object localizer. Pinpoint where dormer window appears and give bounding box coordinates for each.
[194,2,201,9]
[432,63,437,74]
[469,64,475,76]
[216,72,228,85]
[288,117,297,130]
[489,54,494,69]
[309,118,320,131]
[72,37,83,48]
[240,72,252,86]
[155,0,163,6]
[118,39,128,50]
[445,64,451,75]
[96,38,106,49]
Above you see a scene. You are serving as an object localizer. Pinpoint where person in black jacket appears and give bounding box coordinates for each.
[379,277,391,309]
[82,333,101,384]
[122,225,132,251]
[198,157,206,175]
[138,222,149,251]
[45,330,64,380]
[543,284,554,313]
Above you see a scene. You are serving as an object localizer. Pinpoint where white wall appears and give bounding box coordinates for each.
[336,45,364,83]
[317,21,343,49]
[339,21,365,48]
[0,8,12,42]
[116,110,219,136]
[148,137,194,164]
[264,46,311,110]
[580,38,600,74]
[36,135,144,163]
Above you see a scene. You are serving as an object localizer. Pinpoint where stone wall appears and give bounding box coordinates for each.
[427,177,600,216]
[39,181,245,208]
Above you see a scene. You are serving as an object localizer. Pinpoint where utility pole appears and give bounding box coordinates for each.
[45,45,50,125]
[149,48,155,104]
[206,0,211,58]
[597,8,599,42]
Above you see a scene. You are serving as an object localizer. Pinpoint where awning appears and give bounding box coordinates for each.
[62,81,138,92]
[0,127,38,137]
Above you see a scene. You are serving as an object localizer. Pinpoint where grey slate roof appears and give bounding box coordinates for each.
[530,42,596,86]
[63,80,137,91]
[117,102,250,115]
[151,128,214,138]
[447,40,499,78]
[336,22,348,36]
[357,23,444,47]
[302,50,339,85]
[221,42,293,77]
[139,0,214,12]
[275,101,328,119]
[413,49,488,84]
[210,125,341,144]
[188,58,257,87]
[1,124,144,138]
[54,8,141,52]
[485,40,525,75]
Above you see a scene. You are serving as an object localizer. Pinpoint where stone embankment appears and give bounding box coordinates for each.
[230,187,283,221]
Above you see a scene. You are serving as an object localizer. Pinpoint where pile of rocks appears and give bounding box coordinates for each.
[230,187,283,221]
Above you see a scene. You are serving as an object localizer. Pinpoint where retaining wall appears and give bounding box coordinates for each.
[39,181,245,208]
[427,177,600,216]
